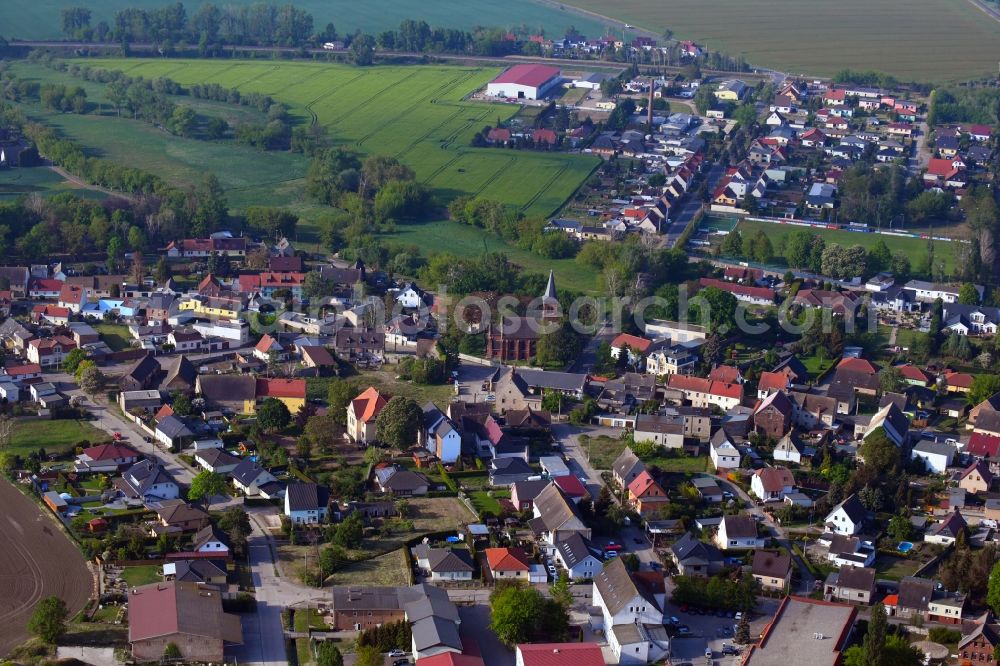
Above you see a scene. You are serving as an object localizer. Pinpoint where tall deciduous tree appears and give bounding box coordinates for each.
[375,396,422,449]
[188,470,227,508]
[28,596,67,644]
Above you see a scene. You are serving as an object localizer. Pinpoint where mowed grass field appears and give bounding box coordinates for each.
[562,0,1000,81]
[72,59,598,222]
[714,217,961,275]
[2,0,610,42]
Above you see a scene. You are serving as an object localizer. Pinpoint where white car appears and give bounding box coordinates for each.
[388,650,407,657]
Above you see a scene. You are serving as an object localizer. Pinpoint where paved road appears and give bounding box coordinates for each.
[708,472,815,594]
[50,373,198,486]
[568,320,616,374]
[233,509,330,666]
[665,162,726,248]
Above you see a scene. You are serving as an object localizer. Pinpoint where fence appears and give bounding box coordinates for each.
[458,353,497,367]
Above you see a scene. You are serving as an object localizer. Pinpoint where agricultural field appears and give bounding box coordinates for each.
[0,479,92,657]
[1,0,610,43]
[704,216,961,276]
[561,0,1000,81]
[15,59,600,252]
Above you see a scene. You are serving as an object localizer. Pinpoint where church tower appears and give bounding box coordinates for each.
[540,270,561,320]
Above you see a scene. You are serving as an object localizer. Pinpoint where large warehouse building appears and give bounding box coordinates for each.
[486,64,562,100]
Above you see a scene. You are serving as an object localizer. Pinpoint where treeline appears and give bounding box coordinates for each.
[28,55,299,148]
[59,3,548,59]
[928,87,1000,126]
[0,71,88,114]
[448,196,578,260]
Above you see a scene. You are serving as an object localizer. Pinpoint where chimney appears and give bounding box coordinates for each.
[648,78,655,130]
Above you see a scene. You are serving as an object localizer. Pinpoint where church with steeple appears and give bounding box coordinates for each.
[485,271,560,361]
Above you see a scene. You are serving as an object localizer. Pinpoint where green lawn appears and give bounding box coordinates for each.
[874,554,921,581]
[561,0,1000,81]
[308,369,457,407]
[647,455,709,474]
[323,548,411,587]
[93,322,133,352]
[716,217,961,277]
[469,489,510,515]
[581,434,628,471]
[10,419,107,455]
[120,564,162,587]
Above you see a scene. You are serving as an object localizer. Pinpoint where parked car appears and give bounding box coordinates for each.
[669,616,681,625]
[677,626,691,635]
[388,650,407,657]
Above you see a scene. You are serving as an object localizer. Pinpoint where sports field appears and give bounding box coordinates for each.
[63,59,599,220]
[708,216,960,275]
[1,0,609,43]
[562,0,1000,81]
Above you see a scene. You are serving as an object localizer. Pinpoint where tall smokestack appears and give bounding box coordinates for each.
[648,77,654,130]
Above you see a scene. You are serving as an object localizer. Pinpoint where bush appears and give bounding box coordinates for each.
[928,627,961,645]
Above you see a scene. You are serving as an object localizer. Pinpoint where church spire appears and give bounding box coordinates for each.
[543,270,557,301]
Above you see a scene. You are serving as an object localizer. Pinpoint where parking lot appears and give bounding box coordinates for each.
[664,597,781,665]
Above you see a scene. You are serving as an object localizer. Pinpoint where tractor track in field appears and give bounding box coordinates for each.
[519,162,571,213]
[355,70,476,148]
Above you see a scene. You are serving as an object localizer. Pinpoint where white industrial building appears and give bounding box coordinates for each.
[486,64,562,100]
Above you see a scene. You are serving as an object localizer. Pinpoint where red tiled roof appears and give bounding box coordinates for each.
[516,643,605,666]
[417,654,485,666]
[255,334,282,354]
[82,443,139,461]
[944,371,974,389]
[755,466,795,493]
[351,387,387,423]
[155,403,175,422]
[698,277,776,302]
[485,547,531,572]
[967,432,1000,458]
[256,378,306,399]
[5,363,41,376]
[897,364,930,383]
[611,333,652,353]
[627,470,664,498]
[30,278,63,292]
[837,357,878,375]
[491,64,560,88]
[59,283,85,304]
[553,474,587,498]
[709,365,741,383]
[926,158,963,177]
[758,371,789,392]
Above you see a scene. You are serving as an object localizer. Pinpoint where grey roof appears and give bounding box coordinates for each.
[721,514,758,538]
[831,494,867,524]
[511,479,552,503]
[833,564,875,592]
[411,616,462,653]
[612,447,646,481]
[157,415,194,440]
[515,368,588,393]
[491,457,532,474]
[691,477,722,494]
[162,355,197,388]
[197,374,257,401]
[594,557,657,615]
[671,532,722,565]
[555,532,599,568]
[912,440,954,458]
[425,548,474,574]
[286,483,330,512]
[897,576,934,611]
[194,448,241,470]
[331,586,400,611]
[399,584,460,624]
[193,524,229,551]
[123,460,176,495]
[532,483,583,532]
[231,459,273,486]
[635,413,684,435]
[382,469,429,492]
[751,550,791,579]
[171,559,226,583]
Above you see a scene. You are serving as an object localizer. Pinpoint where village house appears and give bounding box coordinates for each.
[824,494,866,536]
[670,532,724,577]
[347,386,388,443]
[284,483,330,525]
[751,467,796,502]
[715,515,765,550]
[127,581,242,662]
[751,550,791,591]
[824,565,876,605]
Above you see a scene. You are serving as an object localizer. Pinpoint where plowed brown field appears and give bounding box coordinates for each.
[0,480,93,657]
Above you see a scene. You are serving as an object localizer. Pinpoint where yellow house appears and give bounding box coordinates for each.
[256,378,306,414]
[179,296,242,320]
[714,79,748,102]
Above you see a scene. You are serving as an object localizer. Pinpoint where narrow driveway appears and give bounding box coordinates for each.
[568,320,616,374]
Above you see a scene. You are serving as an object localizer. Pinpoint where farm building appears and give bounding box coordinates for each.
[486,65,562,100]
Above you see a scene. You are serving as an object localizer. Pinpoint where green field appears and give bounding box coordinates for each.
[10,419,107,455]
[41,59,600,225]
[716,217,961,276]
[1,0,610,43]
[562,0,1000,81]
[120,564,161,587]
[0,165,106,200]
